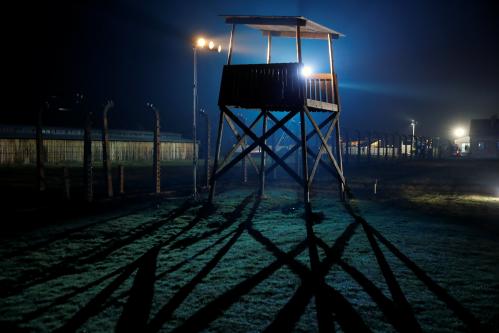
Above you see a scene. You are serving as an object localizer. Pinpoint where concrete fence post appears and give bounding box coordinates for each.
[102,100,115,198]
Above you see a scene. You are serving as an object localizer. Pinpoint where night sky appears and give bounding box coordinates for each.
[5,0,499,138]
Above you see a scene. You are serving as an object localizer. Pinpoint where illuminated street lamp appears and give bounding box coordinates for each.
[453,127,466,138]
[410,119,417,153]
[193,36,222,199]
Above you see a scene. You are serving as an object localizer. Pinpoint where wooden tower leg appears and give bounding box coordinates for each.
[259,110,267,198]
[335,119,345,200]
[208,108,225,203]
[299,110,311,215]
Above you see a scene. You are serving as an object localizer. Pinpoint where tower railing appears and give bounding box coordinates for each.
[219,63,337,112]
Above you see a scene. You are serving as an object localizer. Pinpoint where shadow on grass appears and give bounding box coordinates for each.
[0,200,196,298]
[9,191,485,333]
[171,210,369,333]
[340,198,484,332]
[0,203,156,261]
[144,196,261,332]
[51,194,254,332]
[20,199,212,325]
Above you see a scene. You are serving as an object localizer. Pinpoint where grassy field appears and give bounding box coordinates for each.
[0,159,498,332]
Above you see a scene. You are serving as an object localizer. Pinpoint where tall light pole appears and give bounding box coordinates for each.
[199,108,211,188]
[410,119,416,155]
[193,37,221,199]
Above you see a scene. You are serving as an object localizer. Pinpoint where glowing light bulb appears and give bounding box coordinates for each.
[208,41,215,50]
[196,38,206,48]
[453,127,466,137]
[301,66,313,77]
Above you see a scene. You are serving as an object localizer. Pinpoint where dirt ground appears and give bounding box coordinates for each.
[0,159,498,332]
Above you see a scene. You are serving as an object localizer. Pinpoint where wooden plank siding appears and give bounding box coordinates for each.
[218,63,337,112]
[0,139,196,165]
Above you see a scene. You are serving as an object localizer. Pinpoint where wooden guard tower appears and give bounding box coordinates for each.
[209,15,346,213]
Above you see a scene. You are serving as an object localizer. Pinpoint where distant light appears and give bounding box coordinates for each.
[301,66,313,77]
[196,38,206,48]
[453,127,466,138]
[217,44,222,53]
[208,41,215,50]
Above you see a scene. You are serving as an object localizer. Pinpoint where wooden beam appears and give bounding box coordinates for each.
[227,24,235,65]
[225,16,306,26]
[266,34,272,64]
[222,113,260,174]
[259,110,268,197]
[265,113,337,174]
[327,34,336,104]
[306,99,338,112]
[308,114,339,187]
[218,112,263,173]
[296,25,302,64]
[308,73,333,80]
[208,108,225,203]
[215,107,303,186]
[304,107,345,185]
[333,72,345,200]
[262,31,337,40]
[299,110,311,206]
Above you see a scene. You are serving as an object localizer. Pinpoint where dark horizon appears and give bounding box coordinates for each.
[4,0,499,139]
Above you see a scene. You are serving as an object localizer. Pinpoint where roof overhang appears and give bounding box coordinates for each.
[221,15,344,40]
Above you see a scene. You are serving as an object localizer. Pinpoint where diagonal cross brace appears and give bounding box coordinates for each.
[266,112,337,175]
[308,114,339,187]
[222,113,261,174]
[215,107,303,186]
[304,107,345,185]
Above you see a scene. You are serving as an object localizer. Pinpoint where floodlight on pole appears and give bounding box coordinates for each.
[196,37,206,48]
[192,35,223,200]
[301,65,313,77]
[410,119,417,153]
[453,127,466,138]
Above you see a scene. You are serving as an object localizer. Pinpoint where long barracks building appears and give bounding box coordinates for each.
[0,125,196,165]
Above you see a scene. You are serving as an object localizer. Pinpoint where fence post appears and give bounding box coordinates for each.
[102,100,114,198]
[119,165,125,194]
[392,134,397,159]
[83,106,93,203]
[147,103,161,194]
[376,133,381,159]
[356,130,361,161]
[205,114,211,188]
[344,129,349,165]
[63,167,71,200]
[367,131,372,161]
[36,102,47,192]
[405,135,408,158]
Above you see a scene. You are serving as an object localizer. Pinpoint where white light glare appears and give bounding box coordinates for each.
[301,66,313,77]
[453,127,466,138]
[196,38,206,48]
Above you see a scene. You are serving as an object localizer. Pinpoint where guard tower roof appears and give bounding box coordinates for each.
[221,15,344,40]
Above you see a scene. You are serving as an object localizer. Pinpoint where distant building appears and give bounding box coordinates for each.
[469,116,499,158]
[0,125,196,165]
[454,136,470,156]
